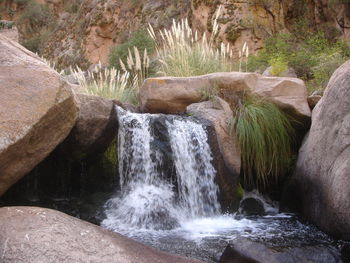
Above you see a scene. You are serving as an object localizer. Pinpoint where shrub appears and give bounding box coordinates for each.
[268,56,288,76]
[148,6,234,77]
[18,2,52,30]
[23,35,42,53]
[231,94,295,190]
[248,32,350,92]
[14,0,29,5]
[108,30,155,70]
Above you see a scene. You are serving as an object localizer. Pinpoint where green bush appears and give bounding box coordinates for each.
[108,30,155,70]
[14,0,29,5]
[18,2,53,30]
[268,56,288,76]
[248,32,350,92]
[231,94,295,190]
[23,35,42,53]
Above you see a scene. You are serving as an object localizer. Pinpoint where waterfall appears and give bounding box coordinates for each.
[102,107,220,231]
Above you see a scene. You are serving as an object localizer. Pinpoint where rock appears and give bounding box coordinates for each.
[238,197,265,216]
[187,97,241,210]
[0,206,204,263]
[262,66,298,78]
[0,35,78,196]
[139,72,311,125]
[60,94,117,160]
[307,94,322,109]
[0,21,18,42]
[219,238,341,263]
[219,245,260,263]
[282,60,350,240]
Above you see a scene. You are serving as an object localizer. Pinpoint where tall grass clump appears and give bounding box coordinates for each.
[73,64,136,104]
[73,46,150,104]
[148,6,234,77]
[231,94,295,190]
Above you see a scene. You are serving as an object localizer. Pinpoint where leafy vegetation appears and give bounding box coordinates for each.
[108,30,155,70]
[248,32,350,92]
[231,94,295,190]
[17,1,56,54]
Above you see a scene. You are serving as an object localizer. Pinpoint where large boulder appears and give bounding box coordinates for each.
[0,206,203,263]
[187,97,241,210]
[0,35,78,196]
[283,60,350,240]
[139,72,311,124]
[60,94,117,160]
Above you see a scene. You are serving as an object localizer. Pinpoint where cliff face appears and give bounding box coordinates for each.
[1,0,349,69]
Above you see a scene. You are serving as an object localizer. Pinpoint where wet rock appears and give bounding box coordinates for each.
[239,197,265,216]
[187,97,241,210]
[219,238,341,263]
[60,93,117,160]
[139,72,311,126]
[283,60,350,240]
[0,35,78,197]
[0,206,204,263]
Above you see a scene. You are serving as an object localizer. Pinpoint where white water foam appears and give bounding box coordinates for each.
[102,107,220,231]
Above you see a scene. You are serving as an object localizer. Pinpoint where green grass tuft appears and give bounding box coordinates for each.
[231,94,295,190]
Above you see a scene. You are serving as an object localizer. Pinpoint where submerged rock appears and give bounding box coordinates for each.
[238,197,265,216]
[219,238,341,263]
[139,72,311,126]
[0,206,204,263]
[283,59,350,240]
[0,34,78,197]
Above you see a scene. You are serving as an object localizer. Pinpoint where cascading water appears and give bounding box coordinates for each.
[102,107,220,231]
[101,107,343,263]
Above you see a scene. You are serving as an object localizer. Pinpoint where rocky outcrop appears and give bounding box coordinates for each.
[219,238,340,263]
[0,35,78,196]
[283,60,350,240]
[187,97,241,210]
[140,72,311,125]
[0,206,204,263]
[60,94,117,160]
[2,0,348,69]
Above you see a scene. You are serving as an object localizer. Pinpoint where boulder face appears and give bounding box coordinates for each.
[139,72,311,125]
[0,206,203,263]
[0,35,78,196]
[283,60,350,240]
[60,93,117,160]
[187,97,241,210]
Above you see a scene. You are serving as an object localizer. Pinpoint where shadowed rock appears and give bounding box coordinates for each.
[0,34,78,197]
[283,59,350,240]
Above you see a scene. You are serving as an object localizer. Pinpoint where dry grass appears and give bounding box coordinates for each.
[72,63,136,104]
[148,6,235,77]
